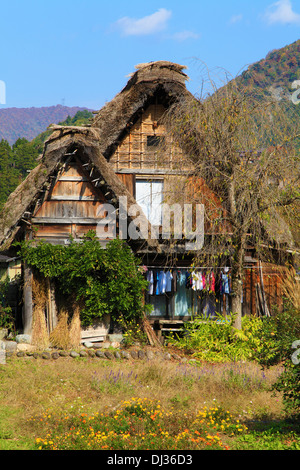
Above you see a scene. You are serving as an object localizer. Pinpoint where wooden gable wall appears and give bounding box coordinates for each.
[110,103,191,173]
[30,159,115,244]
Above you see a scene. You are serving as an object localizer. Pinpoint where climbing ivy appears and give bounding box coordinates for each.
[18,232,149,327]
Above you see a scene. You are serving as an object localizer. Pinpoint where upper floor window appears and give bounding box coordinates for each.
[135,179,163,226]
[146,135,164,148]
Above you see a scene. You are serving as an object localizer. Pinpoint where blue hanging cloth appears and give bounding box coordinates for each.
[156,270,167,295]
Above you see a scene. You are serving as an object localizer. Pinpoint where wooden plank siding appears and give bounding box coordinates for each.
[116,173,136,198]
[32,161,115,243]
[242,262,287,316]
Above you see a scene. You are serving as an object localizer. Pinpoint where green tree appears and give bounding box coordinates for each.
[0,110,94,207]
[12,138,40,178]
[33,110,94,152]
[0,139,20,209]
[163,68,300,329]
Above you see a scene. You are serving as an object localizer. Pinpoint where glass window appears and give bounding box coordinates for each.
[135,179,163,226]
[146,135,164,148]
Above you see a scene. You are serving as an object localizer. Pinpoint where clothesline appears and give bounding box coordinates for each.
[145,266,230,270]
[145,265,277,271]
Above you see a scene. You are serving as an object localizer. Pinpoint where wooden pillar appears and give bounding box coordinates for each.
[46,278,57,334]
[23,263,33,335]
[251,264,257,316]
[50,281,57,330]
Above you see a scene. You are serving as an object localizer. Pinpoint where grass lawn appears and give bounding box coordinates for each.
[0,350,299,450]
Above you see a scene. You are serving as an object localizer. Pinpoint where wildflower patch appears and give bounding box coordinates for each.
[30,397,247,450]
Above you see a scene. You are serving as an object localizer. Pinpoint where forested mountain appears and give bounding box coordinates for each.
[32,109,94,153]
[0,105,92,145]
[0,110,94,209]
[231,39,300,247]
[238,39,300,100]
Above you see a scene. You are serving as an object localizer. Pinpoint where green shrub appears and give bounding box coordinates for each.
[0,304,14,331]
[18,233,149,327]
[270,304,300,416]
[118,317,148,347]
[167,314,279,364]
[272,362,300,415]
[247,316,280,367]
[0,276,15,332]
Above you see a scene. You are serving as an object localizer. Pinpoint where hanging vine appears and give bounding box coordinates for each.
[18,232,150,328]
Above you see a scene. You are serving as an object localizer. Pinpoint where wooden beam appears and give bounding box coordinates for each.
[32,217,106,224]
[115,169,191,175]
[48,124,91,132]
[58,176,89,182]
[49,195,101,201]
[161,328,183,332]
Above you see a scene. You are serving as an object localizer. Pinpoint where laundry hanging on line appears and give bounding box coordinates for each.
[144,267,230,296]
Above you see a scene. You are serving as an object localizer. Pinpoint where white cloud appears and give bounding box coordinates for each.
[172,30,200,41]
[229,14,243,24]
[265,0,300,25]
[115,8,172,36]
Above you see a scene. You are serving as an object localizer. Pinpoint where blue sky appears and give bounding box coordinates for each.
[1,0,300,110]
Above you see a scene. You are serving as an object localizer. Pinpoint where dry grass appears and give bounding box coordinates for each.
[0,355,284,422]
[281,268,300,310]
[31,277,49,349]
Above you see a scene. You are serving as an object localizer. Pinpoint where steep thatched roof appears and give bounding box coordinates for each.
[92,61,192,160]
[0,61,191,253]
[0,126,159,252]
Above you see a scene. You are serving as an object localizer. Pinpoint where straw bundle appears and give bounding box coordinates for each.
[49,310,70,350]
[68,305,81,348]
[31,277,49,348]
[31,305,49,349]
[49,304,82,349]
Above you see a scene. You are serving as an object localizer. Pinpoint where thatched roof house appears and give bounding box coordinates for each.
[0,124,159,254]
[0,61,192,254]
[0,60,298,340]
